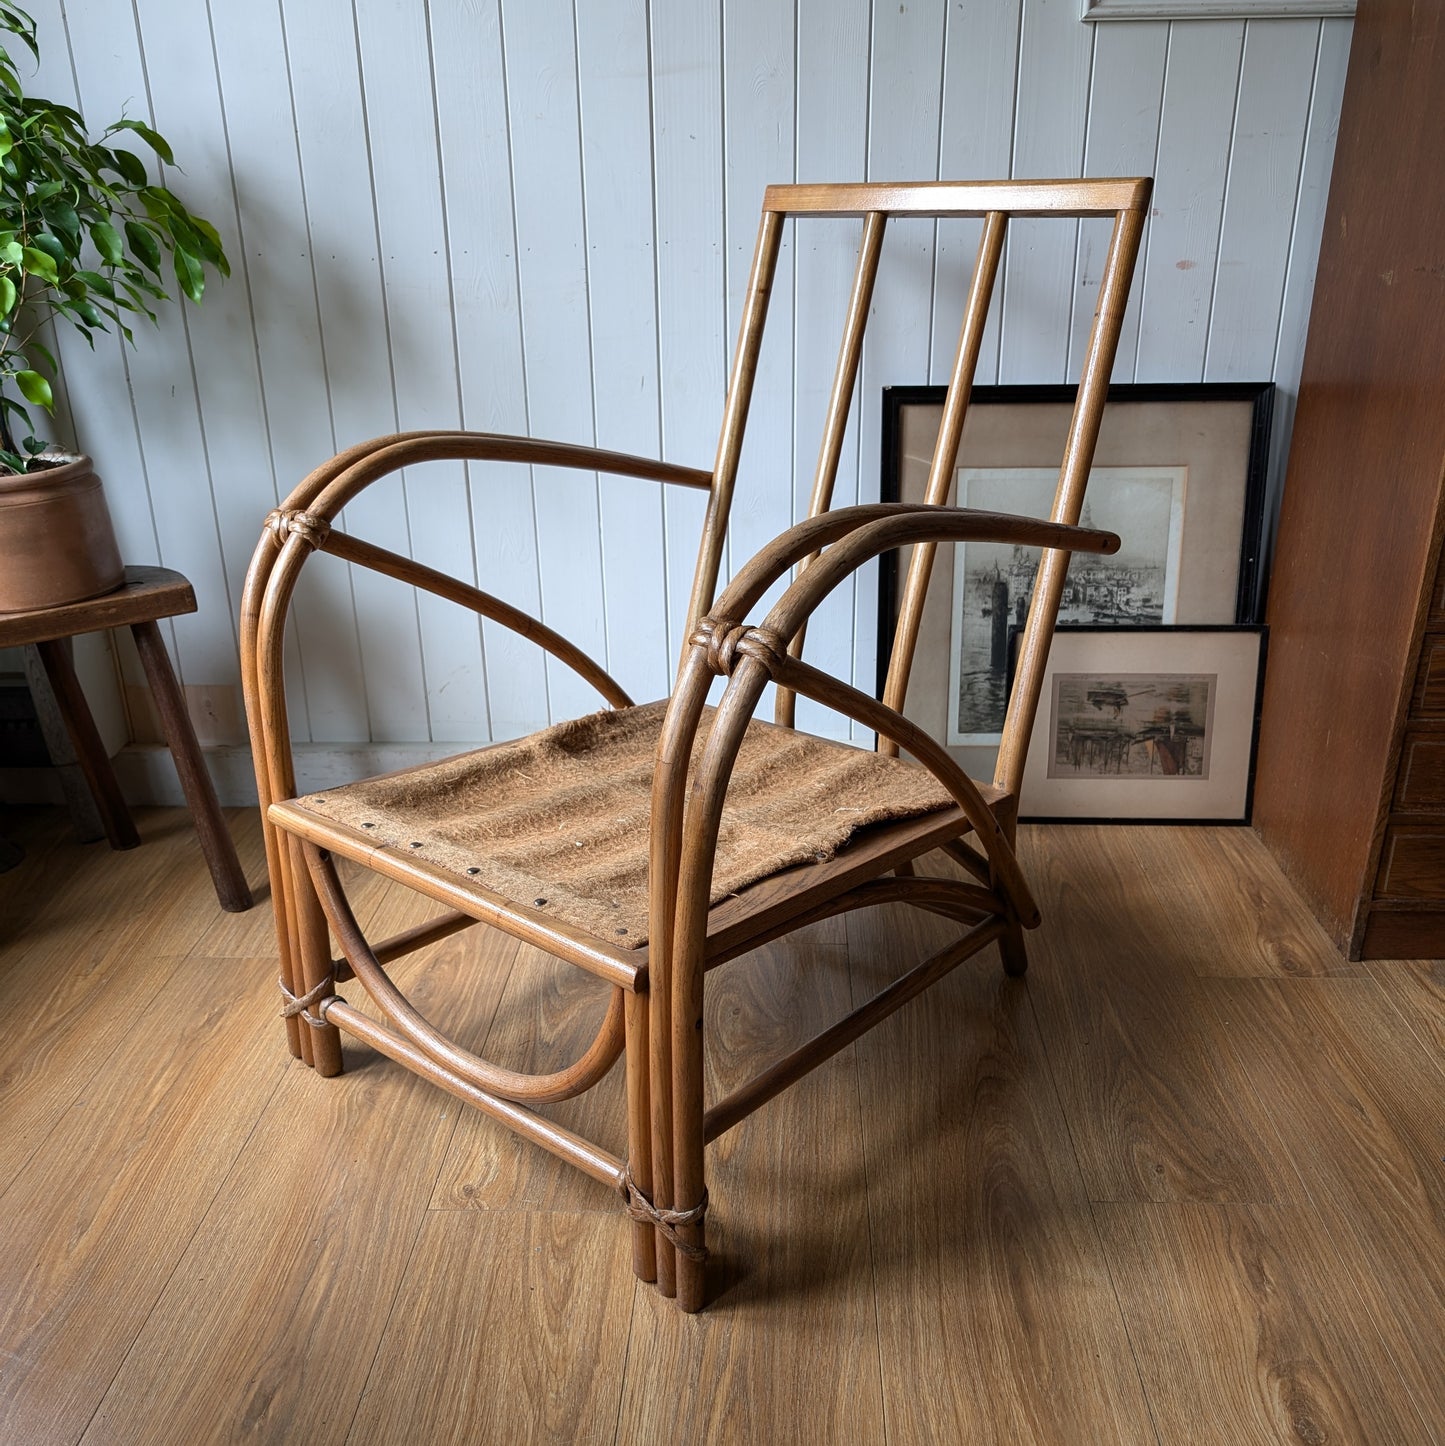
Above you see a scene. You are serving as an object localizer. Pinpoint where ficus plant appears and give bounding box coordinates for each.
[0,2,228,473]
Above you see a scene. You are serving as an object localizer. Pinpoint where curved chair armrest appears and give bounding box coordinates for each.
[302,430,712,522]
[711,501,1117,629]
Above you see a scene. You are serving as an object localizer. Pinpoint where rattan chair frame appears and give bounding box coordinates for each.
[241,177,1151,1311]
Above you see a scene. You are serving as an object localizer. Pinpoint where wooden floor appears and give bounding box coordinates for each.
[1,805,1442,1444]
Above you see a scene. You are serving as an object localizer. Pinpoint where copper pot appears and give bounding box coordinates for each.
[0,454,124,613]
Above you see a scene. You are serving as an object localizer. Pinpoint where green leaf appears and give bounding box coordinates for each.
[110,147,147,186]
[173,246,203,303]
[15,369,52,410]
[123,219,161,275]
[21,434,44,454]
[0,115,11,159]
[0,239,22,265]
[0,273,13,316]
[75,269,117,299]
[107,117,174,165]
[26,338,55,371]
[20,245,57,283]
[41,197,80,250]
[91,221,123,265]
[32,232,67,266]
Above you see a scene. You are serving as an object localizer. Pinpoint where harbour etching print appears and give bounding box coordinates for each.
[947,465,1186,746]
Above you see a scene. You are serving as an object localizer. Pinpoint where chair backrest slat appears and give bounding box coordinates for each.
[806,211,888,526]
[878,210,1007,753]
[994,202,1148,794]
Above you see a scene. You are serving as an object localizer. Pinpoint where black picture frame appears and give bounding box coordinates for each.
[1006,622,1269,825]
[875,381,1274,782]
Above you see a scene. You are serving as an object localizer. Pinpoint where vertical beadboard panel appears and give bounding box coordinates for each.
[129,0,273,747]
[931,0,1021,388]
[60,9,235,695]
[282,0,429,743]
[999,0,1094,384]
[575,0,670,706]
[430,0,547,742]
[20,0,1354,777]
[1204,20,1318,383]
[501,0,611,724]
[792,0,871,740]
[208,0,361,744]
[650,0,725,658]
[856,0,947,737]
[354,5,489,743]
[1068,21,1167,382]
[1132,20,1244,381]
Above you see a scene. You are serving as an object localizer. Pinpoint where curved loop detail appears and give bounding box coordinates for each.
[306,845,627,1104]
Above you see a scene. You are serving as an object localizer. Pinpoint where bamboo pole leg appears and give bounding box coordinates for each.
[625,990,658,1283]
[673,943,708,1313]
[998,920,1030,978]
[992,800,1029,978]
[290,835,343,1075]
[131,620,253,911]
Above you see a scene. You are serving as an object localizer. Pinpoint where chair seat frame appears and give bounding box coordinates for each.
[242,178,1151,1311]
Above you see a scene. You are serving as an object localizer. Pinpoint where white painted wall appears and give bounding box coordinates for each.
[19,0,1349,801]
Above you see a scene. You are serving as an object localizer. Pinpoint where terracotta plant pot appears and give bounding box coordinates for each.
[0,453,124,613]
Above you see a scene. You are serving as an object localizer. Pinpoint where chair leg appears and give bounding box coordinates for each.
[992,798,1029,978]
[625,991,657,1283]
[673,942,709,1313]
[292,837,344,1076]
[999,920,1030,978]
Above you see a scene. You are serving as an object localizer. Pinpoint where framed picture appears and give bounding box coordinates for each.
[1013,625,1268,823]
[878,382,1272,781]
[1081,1,1353,18]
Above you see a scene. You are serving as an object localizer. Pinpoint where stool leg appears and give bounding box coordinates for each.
[130,620,252,912]
[34,637,140,850]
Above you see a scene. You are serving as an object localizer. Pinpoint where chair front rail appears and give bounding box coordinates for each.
[704,874,1003,972]
[703,914,1007,1146]
[306,843,627,1105]
[322,997,627,1190]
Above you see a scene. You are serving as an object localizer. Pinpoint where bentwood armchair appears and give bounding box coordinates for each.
[242,178,1151,1312]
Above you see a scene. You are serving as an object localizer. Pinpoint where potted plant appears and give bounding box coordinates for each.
[0,1,228,612]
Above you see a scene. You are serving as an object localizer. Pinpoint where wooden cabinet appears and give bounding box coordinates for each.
[1253,0,1445,960]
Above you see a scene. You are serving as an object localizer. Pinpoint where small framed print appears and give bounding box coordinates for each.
[1015,624,1268,823]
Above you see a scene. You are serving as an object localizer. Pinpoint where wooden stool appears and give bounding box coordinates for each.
[0,565,252,912]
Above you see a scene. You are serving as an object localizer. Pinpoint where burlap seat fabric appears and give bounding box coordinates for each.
[297,700,953,948]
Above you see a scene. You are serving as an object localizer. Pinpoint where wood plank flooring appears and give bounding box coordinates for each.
[1,806,1441,1444]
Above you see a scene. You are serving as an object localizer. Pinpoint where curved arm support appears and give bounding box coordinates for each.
[711,501,1117,648]
[754,646,1037,926]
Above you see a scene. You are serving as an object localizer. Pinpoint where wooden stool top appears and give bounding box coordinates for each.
[0,566,197,647]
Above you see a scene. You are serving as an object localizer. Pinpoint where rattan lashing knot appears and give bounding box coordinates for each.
[264,508,331,551]
[278,974,335,1029]
[693,617,786,679]
[621,1164,709,1263]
